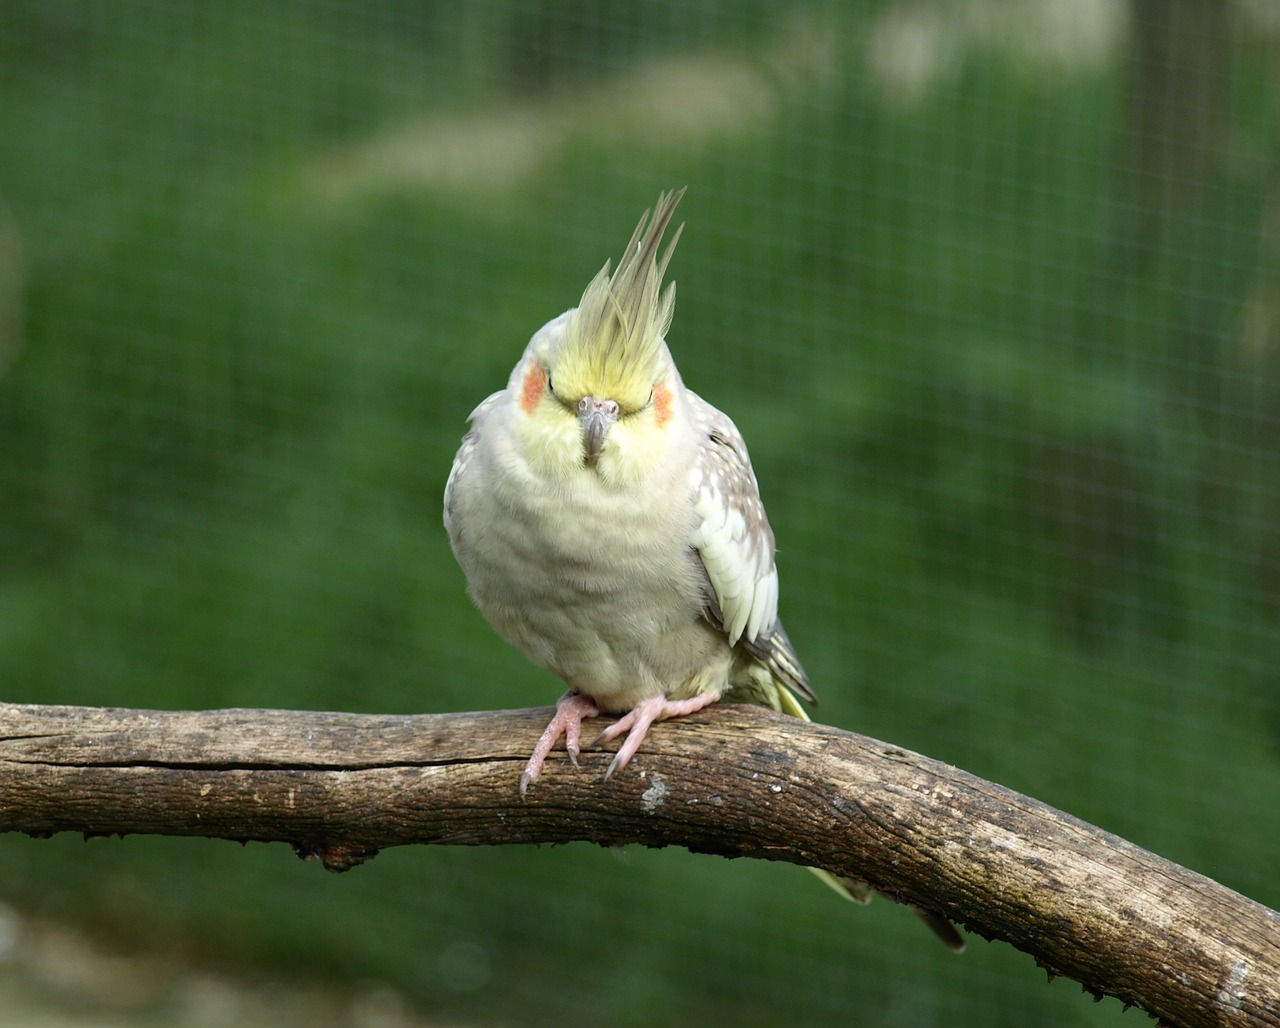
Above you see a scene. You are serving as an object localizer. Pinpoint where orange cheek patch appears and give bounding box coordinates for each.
[520,364,547,415]
[652,381,673,426]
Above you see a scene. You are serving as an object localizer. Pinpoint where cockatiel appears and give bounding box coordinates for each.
[444,190,963,951]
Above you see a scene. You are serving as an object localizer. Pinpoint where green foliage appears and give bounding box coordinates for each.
[1,3,1277,1025]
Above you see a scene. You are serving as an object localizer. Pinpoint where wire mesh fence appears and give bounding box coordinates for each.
[1,2,1277,1024]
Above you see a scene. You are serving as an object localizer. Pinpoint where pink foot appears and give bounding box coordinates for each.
[593,692,719,781]
[520,691,601,796]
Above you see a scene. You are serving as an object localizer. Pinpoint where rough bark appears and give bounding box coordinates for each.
[0,701,1276,1027]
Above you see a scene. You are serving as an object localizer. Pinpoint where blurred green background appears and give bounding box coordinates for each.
[2,1,1278,1025]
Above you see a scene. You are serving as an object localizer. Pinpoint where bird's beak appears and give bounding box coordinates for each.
[578,397,620,467]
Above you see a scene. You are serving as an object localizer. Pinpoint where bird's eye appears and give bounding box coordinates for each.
[647,388,654,406]
[546,372,555,395]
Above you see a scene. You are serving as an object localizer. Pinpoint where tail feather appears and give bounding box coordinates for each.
[727,665,966,953]
[908,906,968,953]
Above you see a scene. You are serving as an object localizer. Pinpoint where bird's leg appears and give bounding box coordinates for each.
[593,692,720,781]
[519,691,601,796]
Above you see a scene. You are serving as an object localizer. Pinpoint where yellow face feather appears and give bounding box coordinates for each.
[549,188,685,413]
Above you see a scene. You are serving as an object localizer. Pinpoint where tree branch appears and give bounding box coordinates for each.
[0,702,1276,1027]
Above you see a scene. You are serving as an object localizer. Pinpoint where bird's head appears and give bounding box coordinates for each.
[510,188,687,487]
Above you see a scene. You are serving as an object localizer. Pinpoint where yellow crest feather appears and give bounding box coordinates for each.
[556,188,686,411]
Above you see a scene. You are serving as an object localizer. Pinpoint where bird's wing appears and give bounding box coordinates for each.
[443,390,502,536]
[687,392,815,704]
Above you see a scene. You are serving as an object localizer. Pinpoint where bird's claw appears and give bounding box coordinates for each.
[592,692,720,782]
[519,691,600,797]
[523,692,720,793]
[602,751,625,783]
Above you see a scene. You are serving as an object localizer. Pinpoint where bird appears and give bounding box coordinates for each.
[444,189,963,951]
